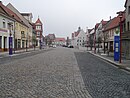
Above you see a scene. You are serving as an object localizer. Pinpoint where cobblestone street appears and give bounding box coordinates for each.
[75,52,130,98]
[0,48,91,98]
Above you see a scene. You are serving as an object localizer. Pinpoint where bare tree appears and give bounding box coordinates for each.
[32,35,36,50]
[89,34,94,51]
[102,32,108,54]
[97,36,102,53]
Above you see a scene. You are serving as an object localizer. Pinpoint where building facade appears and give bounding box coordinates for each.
[54,38,66,46]
[0,2,15,51]
[103,14,125,53]
[124,0,130,59]
[6,3,32,49]
[34,18,43,47]
[71,27,86,48]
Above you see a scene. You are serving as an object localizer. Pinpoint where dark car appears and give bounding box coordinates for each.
[68,45,74,48]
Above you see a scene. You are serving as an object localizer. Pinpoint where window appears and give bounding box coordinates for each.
[128,6,130,14]
[37,32,40,36]
[3,22,6,28]
[21,31,25,38]
[127,22,130,31]
[36,26,41,30]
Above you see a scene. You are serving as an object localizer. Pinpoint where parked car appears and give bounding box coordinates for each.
[68,45,74,48]
[53,45,56,48]
[49,45,53,47]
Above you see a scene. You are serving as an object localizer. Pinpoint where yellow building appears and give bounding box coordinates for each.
[7,3,33,49]
[15,22,28,49]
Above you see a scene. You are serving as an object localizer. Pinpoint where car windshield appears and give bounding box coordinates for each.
[0,0,130,98]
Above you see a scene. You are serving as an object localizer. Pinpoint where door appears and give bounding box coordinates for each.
[0,36,2,49]
[4,37,7,51]
[109,41,113,52]
[22,40,25,48]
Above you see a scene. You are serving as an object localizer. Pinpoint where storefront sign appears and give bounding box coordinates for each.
[114,28,120,61]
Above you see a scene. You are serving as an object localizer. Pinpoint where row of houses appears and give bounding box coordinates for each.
[44,34,66,46]
[0,1,43,52]
[71,0,130,59]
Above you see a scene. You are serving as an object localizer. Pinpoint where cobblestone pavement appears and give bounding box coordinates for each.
[75,52,130,98]
[0,49,53,65]
[0,47,91,98]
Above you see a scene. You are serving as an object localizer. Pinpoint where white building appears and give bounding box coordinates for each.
[71,27,86,48]
[0,2,15,52]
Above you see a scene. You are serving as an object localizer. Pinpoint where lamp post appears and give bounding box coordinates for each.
[94,28,96,54]
[14,23,15,54]
[117,11,123,63]
[26,32,28,52]
[8,22,13,55]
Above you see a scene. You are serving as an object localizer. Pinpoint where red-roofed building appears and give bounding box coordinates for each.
[33,17,43,47]
[44,34,55,45]
[103,13,125,53]
[71,27,86,48]
[86,28,94,48]
[54,38,66,46]
[95,20,108,53]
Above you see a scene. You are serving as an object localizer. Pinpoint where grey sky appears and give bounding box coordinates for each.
[2,0,125,38]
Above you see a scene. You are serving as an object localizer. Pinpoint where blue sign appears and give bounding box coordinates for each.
[114,36,120,61]
[9,37,13,55]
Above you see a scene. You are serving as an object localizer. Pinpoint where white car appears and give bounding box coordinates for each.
[53,45,56,48]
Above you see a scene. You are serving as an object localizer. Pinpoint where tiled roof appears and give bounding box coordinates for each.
[35,18,42,25]
[95,23,100,30]
[55,38,66,42]
[104,12,125,31]
[72,31,80,38]
[75,32,80,37]
[0,2,27,27]
[125,0,128,7]
[88,29,94,33]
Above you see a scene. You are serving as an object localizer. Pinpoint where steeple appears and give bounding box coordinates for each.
[35,16,42,25]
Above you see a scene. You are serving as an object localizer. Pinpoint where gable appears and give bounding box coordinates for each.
[0,6,9,16]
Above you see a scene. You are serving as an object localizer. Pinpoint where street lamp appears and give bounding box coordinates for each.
[94,28,96,54]
[117,11,123,63]
[8,22,13,55]
[26,32,28,52]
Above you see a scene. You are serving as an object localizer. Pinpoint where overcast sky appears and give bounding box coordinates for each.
[2,0,125,38]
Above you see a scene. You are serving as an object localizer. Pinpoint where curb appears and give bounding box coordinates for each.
[88,51,130,72]
[0,48,51,57]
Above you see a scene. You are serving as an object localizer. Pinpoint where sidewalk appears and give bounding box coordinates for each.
[0,47,48,57]
[77,47,130,72]
[88,50,130,72]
